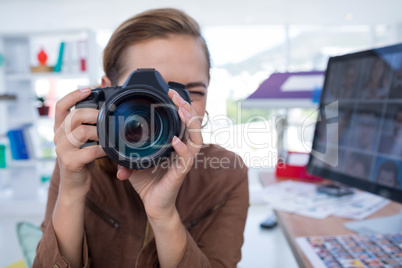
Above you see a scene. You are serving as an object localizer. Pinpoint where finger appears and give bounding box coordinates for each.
[54,121,66,146]
[55,108,99,147]
[54,87,92,131]
[171,136,193,174]
[66,125,98,148]
[169,89,197,119]
[56,144,106,169]
[72,145,106,166]
[65,108,99,133]
[178,107,203,154]
[170,89,203,153]
[56,125,98,154]
[168,88,187,104]
[117,165,134,180]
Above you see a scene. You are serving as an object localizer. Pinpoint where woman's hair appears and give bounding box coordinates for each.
[97,8,211,175]
[103,8,211,85]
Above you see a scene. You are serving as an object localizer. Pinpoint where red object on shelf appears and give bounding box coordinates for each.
[38,48,48,66]
[276,151,322,182]
[80,58,86,72]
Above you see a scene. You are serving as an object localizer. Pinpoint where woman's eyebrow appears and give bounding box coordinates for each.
[185,82,207,89]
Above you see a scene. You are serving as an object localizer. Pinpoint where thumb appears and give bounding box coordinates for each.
[116,165,133,180]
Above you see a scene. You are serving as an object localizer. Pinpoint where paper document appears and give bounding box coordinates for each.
[262,180,390,220]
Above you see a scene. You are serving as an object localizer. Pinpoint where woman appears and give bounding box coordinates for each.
[34,8,249,268]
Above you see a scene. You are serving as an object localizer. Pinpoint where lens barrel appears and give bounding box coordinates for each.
[97,85,181,169]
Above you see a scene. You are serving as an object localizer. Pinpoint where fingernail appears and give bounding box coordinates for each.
[172,136,183,147]
[173,94,186,105]
[80,87,91,93]
[117,165,124,178]
[169,88,179,96]
[180,107,192,118]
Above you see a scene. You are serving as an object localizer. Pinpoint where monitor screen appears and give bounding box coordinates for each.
[307,43,402,203]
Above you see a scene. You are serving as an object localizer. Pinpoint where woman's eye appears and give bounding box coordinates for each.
[189,91,205,102]
[189,91,205,96]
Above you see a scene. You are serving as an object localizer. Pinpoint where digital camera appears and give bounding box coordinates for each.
[75,68,190,169]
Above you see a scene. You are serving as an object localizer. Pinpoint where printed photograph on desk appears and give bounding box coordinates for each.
[296,233,402,268]
[371,156,402,190]
[349,103,383,152]
[359,56,393,100]
[378,104,402,158]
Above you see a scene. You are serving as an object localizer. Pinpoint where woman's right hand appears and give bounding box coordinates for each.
[53,88,106,197]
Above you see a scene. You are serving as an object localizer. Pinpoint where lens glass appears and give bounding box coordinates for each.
[110,96,170,158]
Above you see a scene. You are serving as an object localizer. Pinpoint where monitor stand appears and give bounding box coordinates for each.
[344,210,402,234]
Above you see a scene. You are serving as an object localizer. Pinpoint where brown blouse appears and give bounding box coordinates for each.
[33,144,249,267]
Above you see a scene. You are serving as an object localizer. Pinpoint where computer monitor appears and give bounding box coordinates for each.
[307,43,402,233]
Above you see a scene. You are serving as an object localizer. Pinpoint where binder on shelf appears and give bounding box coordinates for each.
[78,40,87,72]
[62,41,79,73]
[23,125,42,159]
[54,40,87,73]
[6,125,41,160]
[0,144,6,168]
[7,128,29,160]
[53,41,65,72]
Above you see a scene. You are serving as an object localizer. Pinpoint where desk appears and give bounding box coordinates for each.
[258,171,402,268]
[275,197,402,268]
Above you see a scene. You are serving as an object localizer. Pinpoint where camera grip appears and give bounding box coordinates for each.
[80,140,99,148]
[75,90,104,109]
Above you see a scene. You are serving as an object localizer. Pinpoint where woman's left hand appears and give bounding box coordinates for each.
[116,89,203,222]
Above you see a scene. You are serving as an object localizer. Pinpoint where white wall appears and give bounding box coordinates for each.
[1,0,402,34]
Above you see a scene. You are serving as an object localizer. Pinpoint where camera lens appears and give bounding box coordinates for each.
[97,88,181,169]
[124,116,146,144]
[112,98,170,158]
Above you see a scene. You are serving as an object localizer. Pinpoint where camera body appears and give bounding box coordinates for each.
[75,68,190,169]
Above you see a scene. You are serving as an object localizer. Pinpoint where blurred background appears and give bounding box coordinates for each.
[0,0,401,267]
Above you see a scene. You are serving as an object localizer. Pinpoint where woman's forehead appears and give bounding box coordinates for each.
[119,36,209,84]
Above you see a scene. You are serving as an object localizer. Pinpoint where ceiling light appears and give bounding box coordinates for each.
[346,13,354,21]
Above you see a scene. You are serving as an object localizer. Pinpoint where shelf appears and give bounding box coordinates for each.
[0,94,17,101]
[0,30,96,227]
[7,117,37,128]
[6,71,90,81]
[4,158,55,168]
[38,115,54,121]
[7,159,38,167]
